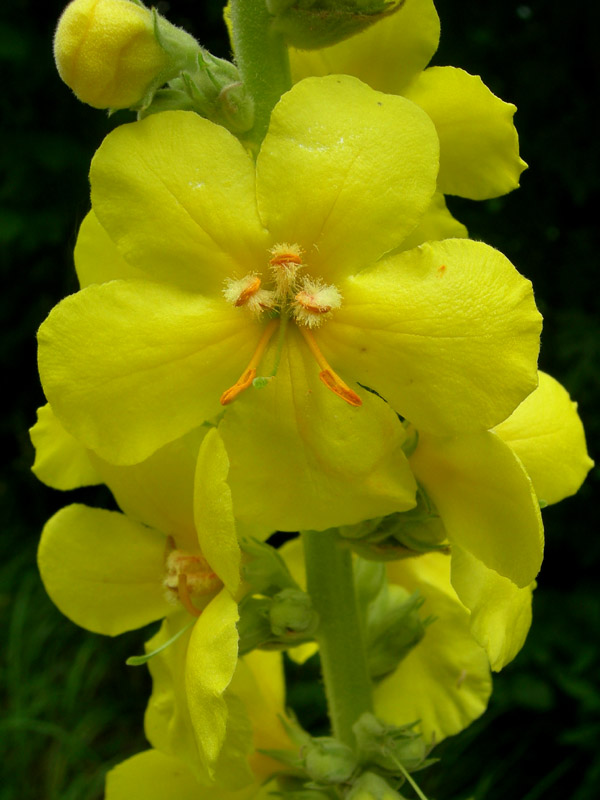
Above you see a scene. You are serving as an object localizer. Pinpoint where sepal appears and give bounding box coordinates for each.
[338,488,449,562]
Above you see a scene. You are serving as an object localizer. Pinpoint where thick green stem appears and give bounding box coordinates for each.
[228,0,292,148]
[302,530,373,747]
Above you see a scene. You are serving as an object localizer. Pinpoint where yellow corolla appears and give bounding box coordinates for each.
[408,371,593,670]
[289,0,527,201]
[38,76,541,532]
[35,423,262,784]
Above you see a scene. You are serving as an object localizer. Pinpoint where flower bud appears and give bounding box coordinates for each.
[53,0,196,109]
[302,737,358,784]
[269,588,319,638]
[346,771,404,800]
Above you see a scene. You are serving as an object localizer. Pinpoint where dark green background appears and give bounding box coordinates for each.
[1,1,598,798]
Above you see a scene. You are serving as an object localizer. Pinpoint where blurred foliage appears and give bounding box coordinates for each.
[1,0,598,798]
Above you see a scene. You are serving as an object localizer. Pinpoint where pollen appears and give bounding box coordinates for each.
[293,278,342,328]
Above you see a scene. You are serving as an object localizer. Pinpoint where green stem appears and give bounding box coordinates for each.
[302,529,373,747]
[228,0,292,149]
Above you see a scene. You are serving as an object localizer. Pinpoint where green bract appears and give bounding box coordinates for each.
[37,75,541,534]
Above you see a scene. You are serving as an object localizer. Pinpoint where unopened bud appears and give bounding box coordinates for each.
[53,0,198,109]
[346,771,404,800]
[269,588,319,638]
[303,737,357,784]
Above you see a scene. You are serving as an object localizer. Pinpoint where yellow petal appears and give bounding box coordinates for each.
[257,75,438,283]
[321,239,542,434]
[90,427,207,554]
[494,372,594,505]
[30,403,101,490]
[90,111,269,293]
[195,428,241,595]
[229,651,291,780]
[74,211,144,288]
[185,589,247,784]
[105,750,201,800]
[38,279,255,464]
[376,552,491,743]
[38,504,171,636]
[410,431,544,587]
[403,67,527,200]
[399,191,468,251]
[451,546,533,671]
[219,328,417,532]
[289,0,440,95]
[145,596,251,789]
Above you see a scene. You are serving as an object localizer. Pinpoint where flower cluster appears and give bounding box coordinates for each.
[32,0,592,797]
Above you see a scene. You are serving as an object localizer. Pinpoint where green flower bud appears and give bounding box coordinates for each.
[339,487,449,562]
[303,737,358,784]
[346,771,405,800]
[353,714,428,774]
[270,588,319,638]
[367,587,428,680]
[53,0,198,109]
[268,0,405,50]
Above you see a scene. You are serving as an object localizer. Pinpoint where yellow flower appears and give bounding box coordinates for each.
[38,76,541,532]
[408,371,593,670]
[35,420,283,784]
[289,0,527,201]
[54,0,173,109]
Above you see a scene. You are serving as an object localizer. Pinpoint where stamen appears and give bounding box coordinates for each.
[220,319,278,405]
[269,243,303,267]
[178,574,202,617]
[299,328,362,407]
[269,243,304,301]
[234,275,261,307]
[294,279,342,328]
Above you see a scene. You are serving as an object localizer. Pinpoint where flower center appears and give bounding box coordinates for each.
[221,244,360,407]
[163,539,222,617]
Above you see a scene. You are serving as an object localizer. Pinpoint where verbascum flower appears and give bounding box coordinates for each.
[408,371,593,670]
[289,0,527,201]
[35,421,273,783]
[54,0,192,109]
[38,75,541,533]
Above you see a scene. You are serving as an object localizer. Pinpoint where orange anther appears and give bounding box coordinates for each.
[319,369,362,407]
[220,319,278,405]
[299,327,362,407]
[269,251,303,267]
[220,367,257,405]
[235,275,262,306]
